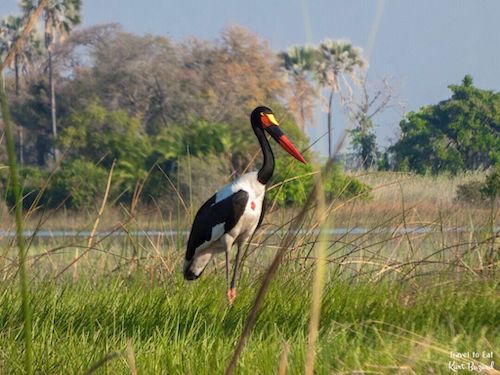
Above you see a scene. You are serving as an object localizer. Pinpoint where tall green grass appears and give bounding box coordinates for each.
[0,167,498,374]
[0,168,497,374]
[1,4,51,372]
[1,67,33,375]
[0,270,497,374]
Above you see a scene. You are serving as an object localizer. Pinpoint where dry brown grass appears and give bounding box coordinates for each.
[12,171,494,233]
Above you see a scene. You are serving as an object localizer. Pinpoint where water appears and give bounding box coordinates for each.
[0,226,497,239]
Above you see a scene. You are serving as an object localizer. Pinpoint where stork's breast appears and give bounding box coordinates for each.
[245,194,263,218]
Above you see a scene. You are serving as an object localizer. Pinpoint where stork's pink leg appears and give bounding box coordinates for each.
[227,287,237,304]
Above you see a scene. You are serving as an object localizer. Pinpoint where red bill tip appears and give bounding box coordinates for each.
[278,135,307,164]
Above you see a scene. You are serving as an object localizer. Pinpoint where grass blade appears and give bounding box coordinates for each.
[304,169,328,375]
[0,70,33,374]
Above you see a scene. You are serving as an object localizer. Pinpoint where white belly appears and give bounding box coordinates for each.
[214,171,265,244]
[228,192,264,243]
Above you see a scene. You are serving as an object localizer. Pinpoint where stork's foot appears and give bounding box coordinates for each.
[227,288,237,304]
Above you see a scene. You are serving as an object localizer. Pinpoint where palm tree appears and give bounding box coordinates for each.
[279,45,317,132]
[22,0,81,161]
[0,15,42,96]
[0,21,9,92]
[1,15,42,164]
[0,16,24,95]
[314,39,366,158]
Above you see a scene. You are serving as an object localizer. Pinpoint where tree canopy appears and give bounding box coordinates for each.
[389,75,499,174]
[2,23,333,209]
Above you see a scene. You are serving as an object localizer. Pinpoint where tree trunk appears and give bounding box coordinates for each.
[48,50,58,162]
[298,77,306,132]
[19,129,24,165]
[361,139,369,170]
[327,88,334,158]
[361,118,368,170]
[299,104,305,133]
[14,53,20,96]
[15,54,24,165]
[35,136,47,166]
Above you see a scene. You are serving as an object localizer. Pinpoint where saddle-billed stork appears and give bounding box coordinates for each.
[183,106,306,302]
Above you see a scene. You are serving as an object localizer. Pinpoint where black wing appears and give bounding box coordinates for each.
[185,189,249,262]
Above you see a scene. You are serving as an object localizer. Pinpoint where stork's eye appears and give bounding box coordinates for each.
[260,112,279,128]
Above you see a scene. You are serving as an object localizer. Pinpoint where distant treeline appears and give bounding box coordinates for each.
[0,12,498,209]
[1,23,372,209]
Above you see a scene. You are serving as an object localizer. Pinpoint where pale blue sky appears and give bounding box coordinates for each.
[1,0,499,154]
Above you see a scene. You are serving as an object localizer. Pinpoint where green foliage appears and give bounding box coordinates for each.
[10,79,54,166]
[60,99,150,169]
[455,166,500,203]
[0,273,496,373]
[279,45,316,74]
[350,116,378,169]
[377,151,391,171]
[151,121,232,160]
[2,160,126,210]
[391,75,500,174]
[141,121,234,206]
[455,180,486,204]
[0,15,43,93]
[324,164,372,201]
[270,157,314,207]
[270,161,371,207]
[47,160,109,209]
[481,165,500,199]
[10,23,287,170]
[59,100,151,200]
[314,39,366,87]
[2,166,48,210]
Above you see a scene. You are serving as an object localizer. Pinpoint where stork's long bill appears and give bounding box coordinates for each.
[260,113,307,164]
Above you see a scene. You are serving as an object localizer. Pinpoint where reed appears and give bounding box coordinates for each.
[0,70,33,374]
[0,2,55,372]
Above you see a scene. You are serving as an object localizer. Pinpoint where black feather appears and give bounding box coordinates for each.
[185,190,249,263]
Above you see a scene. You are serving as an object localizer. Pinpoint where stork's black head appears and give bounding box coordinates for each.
[250,106,306,164]
[251,106,275,127]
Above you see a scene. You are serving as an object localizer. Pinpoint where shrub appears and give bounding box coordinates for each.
[481,166,500,200]
[152,121,232,160]
[2,166,49,210]
[456,167,500,203]
[455,180,484,204]
[269,157,314,207]
[269,161,371,207]
[60,99,151,170]
[47,160,109,209]
[324,164,372,201]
